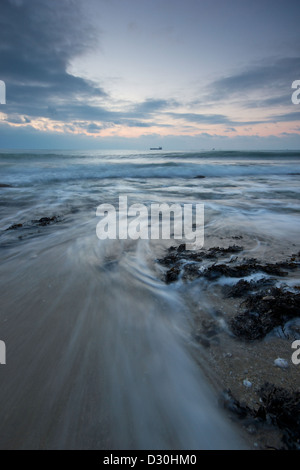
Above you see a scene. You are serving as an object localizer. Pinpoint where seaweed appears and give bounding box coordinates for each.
[223,384,300,450]
[230,287,300,340]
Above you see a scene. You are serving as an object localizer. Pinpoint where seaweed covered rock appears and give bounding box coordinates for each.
[257,383,300,449]
[222,384,300,449]
[6,215,60,231]
[230,287,300,340]
[222,278,276,298]
[157,244,298,284]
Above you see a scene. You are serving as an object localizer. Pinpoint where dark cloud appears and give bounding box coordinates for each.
[245,94,292,109]
[1,0,299,141]
[212,57,300,96]
[1,0,106,121]
[167,112,231,125]
[167,112,265,127]
[208,57,300,123]
[133,99,178,114]
[0,2,183,130]
[272,112,300,122]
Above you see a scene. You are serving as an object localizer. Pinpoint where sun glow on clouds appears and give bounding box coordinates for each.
[4,113,296,142]
[1,0,300,148]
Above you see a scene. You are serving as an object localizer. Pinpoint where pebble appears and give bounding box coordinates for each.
[243,379,252,388]
[246,425,257,435]
[223,352,232,358]
[274,357,289,369]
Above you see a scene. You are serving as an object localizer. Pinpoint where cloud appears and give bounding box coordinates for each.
[166,112,265,127]
[272,112,300,122]
[1,1,299,146]
[0,0,106,121]
[212,57,300,96]
[167,112,230,125]
[245,94,292,109]
[0,2,184,132]
[185,57,300,127]
[133,98,178,114]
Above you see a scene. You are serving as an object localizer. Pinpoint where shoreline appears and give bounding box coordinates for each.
[1,207,300,449]
[156,239,300,450]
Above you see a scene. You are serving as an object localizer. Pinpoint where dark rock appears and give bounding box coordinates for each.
[32,216,59,226]
[194,175,205,178]
[5,215,61,232]
[158,245,245,283]
[202,261,289,280]
[222,389,255,421]
[205,245,243,259]
[182,263,201,280]
[258,383,300,449]
[6,223,23,230]
[230,287,300,340]
[157,244,299,284]
[194,334,210,348]
[0,183,13,188]
[222,384,300,449]
[177,243,186,252]
[223,278,275,298]
[165,266,181,284]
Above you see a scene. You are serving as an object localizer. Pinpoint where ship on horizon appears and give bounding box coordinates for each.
[150,146,162,150]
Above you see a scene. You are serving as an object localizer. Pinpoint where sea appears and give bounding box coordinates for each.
[0,149,299,449]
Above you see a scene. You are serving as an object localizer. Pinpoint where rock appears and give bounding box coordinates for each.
[5,215,61,233]
[223,383,300,449]
[230,287,300,340]
[165,266,181,284]
[194,175,205,178]
[274,358,289,369]
[31,216,59,226]
[257,383,300,449]
[243,379,253,388]
[221,389,254,420]
[6,223,23,230]
[246,425,257,435]
[223,352,233,358]
[223,278,275,298]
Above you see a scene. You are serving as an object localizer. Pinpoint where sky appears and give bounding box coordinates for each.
[0,0,300,150]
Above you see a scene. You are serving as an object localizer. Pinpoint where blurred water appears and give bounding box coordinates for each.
[0,149,299,449]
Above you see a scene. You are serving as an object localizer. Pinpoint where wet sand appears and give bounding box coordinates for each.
[156,232,300,449]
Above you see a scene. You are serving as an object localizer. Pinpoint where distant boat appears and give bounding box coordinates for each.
[150,146,162,150]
